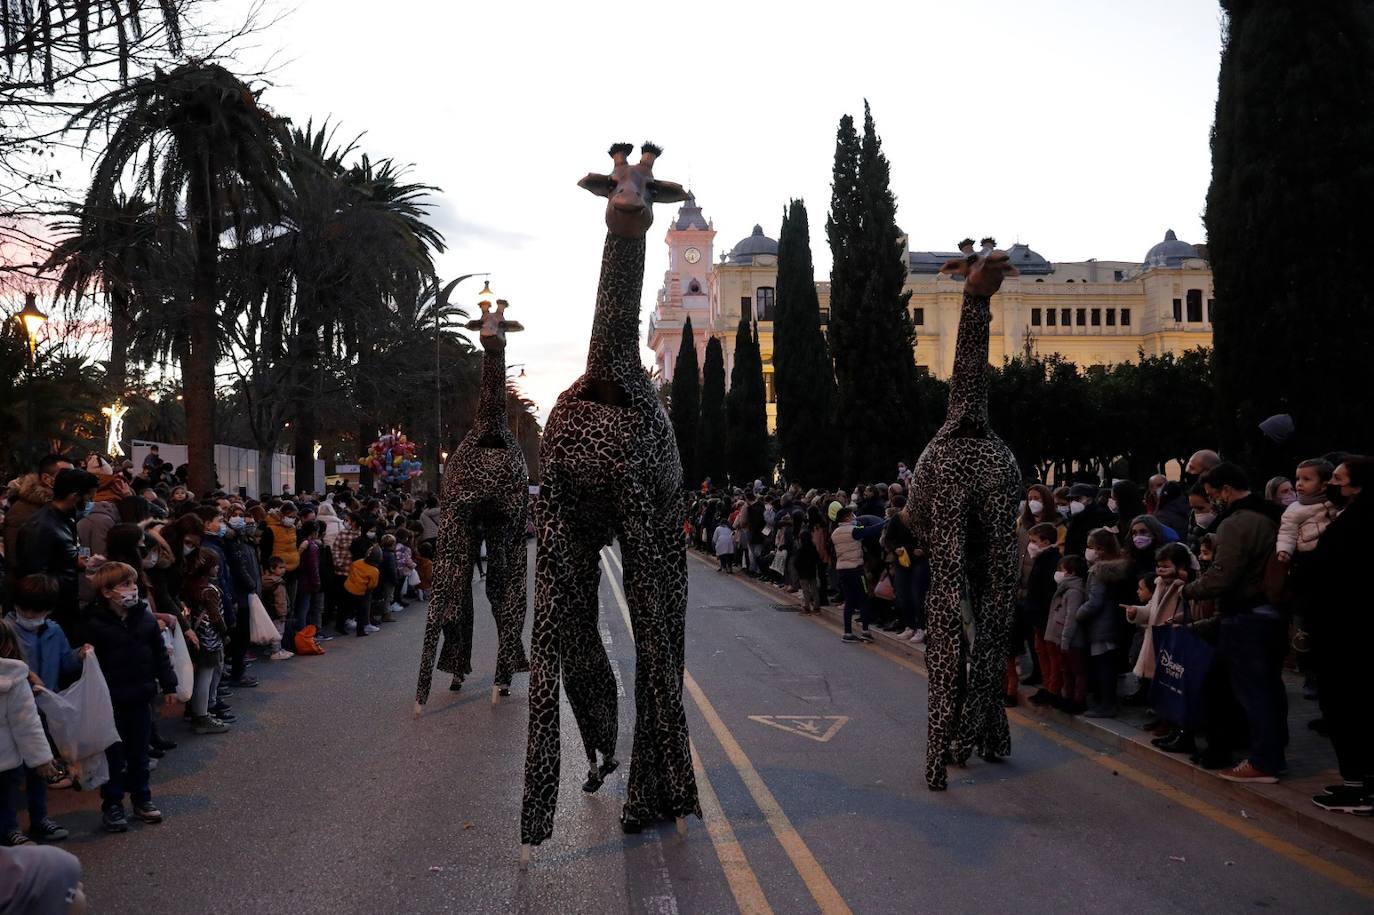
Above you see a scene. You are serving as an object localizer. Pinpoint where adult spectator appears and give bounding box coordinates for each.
[1181,462,1285,784]
[745,493,766,574]
[1144,473,1167,514]
[1153,481,1191,535]
[3,454,72,564]
[16,469,99,636]
[1064,483,1113,557]
[1109,480,1146,537]
[1185,449,1221,485]
[0,844,87,914]
[419,496,441,549]
[1307,456,1374,815]
[77,473,132,557]
[141,444,162,475]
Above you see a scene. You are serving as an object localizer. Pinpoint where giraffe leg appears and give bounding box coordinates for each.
[961,490,1020,761]
[484,516,530,690]
[617,508,698,830]
[520,491,616,847]
[416,510,477,708]
[924,491,969,791]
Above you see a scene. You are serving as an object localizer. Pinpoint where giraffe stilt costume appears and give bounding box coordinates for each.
[520,143,699,855]
[415,297,530,712]
[912,238,1023,790]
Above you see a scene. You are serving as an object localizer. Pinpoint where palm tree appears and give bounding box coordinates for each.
[2,1,182,90]
[77,61,287,494]
[44,193,164,396]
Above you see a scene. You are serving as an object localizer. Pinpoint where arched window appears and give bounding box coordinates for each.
[687,278,702,294]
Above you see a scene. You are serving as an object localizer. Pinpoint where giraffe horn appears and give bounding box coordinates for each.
[640,142,662,167]
[608,142,633,164]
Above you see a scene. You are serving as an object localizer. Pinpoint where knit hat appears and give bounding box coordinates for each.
[0,845,83,915]
[827,500,843,522]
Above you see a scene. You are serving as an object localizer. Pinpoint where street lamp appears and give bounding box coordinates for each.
[102,400,129,458]
[435,273,490,491]
[16,291,47,365]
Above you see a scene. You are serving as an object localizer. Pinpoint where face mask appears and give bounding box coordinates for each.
[1053,571,1069,584]
[1132,534,1153,550]
[114,589,140,608]
[12,613,46,631]
[183,544,198,556]
[1326,483,1350,508]
[229,517,247,530]
[1107,498,1119,514]
[1027,542,1044,559]
[243,523,258,537]
[1058,505,1071,519]
[1069,501,1086,516]
[1193,511,1216,528]
[1279,493,1297,506]
[1027,500,1044,516]
[1084,548,1100,563]
[366,531,377,539]
[142,550,159,569]
[283,517,297,528]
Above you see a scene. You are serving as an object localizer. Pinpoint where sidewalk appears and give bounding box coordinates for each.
[698,552,1374,864]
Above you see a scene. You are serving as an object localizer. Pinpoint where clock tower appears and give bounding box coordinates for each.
[648,192,716,382]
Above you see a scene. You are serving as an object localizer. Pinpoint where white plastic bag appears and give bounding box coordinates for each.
[34,653,122,790]
[168,625,194,702]
[406,569,420,589]
[247,592,278,646]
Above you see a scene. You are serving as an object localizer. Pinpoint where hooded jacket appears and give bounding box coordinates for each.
[1182,493,1281,615]
[7,614,80,692]
[1048,575,1087,648]
[265,512,300,573]
[1075,557,1135,653]
[2,474,51,562]
[0,658,52,772]
[76,497,122,557]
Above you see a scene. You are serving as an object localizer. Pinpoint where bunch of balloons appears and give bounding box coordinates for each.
[365,433,422,488]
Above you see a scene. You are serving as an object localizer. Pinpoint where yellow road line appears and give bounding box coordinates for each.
[696,550,1374,900]
[603,549,852,915]
[691,739,775,915]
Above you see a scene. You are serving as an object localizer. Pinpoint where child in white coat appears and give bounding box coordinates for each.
[714,521,738,574]
[0,621,59,847]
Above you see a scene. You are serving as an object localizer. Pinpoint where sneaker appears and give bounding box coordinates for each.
[841,633,860,644]
[209,701,232,715]
[210,709,237,723]
[857,629,875,643]
[895,628,916,640]
[192,716,230,735]
[364,624,380,634]
[1218,759,1278,784]
[388,602,403,613]
[227,675,259,688]
[270,649,294,661]
[132,801,163,824]
[1,828,31,847]
[1312,785,1373,815]
[343,619,357,632]
[102,805,129,833]
[315,633,335,643]
[910,629,926,643]
[26,818,68,842]
[216,688,234,700]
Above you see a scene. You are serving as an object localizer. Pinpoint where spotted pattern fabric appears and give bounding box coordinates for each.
[415,343,530,706]
[521,232,699,846]
[912,291,1021,790]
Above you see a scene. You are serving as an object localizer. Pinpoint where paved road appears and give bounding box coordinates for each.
[51,545,1374,914]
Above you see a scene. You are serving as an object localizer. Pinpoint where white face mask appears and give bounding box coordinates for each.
[1193,511,1216,528]
[1027,500,1044,516]
[1053,571,1069,584]
[12,613,47,631]
[1027,542,1045,559]
[142,550,159,569]
[1069,501,1086,516]
[183,544,198,556]
[1107,498,1119,514]
[113,588,140,609]
[1084,548,1101,563]
[1280,493,1297,506]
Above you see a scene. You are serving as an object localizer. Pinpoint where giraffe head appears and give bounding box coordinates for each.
[579,142,690,238]
[465,298,524,353]
[940,236,1019,297]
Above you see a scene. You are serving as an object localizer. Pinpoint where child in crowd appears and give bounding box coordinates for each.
[0,619,62,847]
[181,551,231,735]
[1051,554,1089,713]
[394,530,416,606]
[1023,523,1062,706]
[1277,458,1338,654]
[415,541,435,602]
[344,539,381,637]
[261,557,289,622]
[1125,542,1194,751]
[714,519,736,574]
[794,523,822,614]
[1075,529,1134,718]
[83,562,179,832]
[378,534,401,619]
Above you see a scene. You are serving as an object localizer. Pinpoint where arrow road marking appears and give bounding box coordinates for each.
[747,716,849,743]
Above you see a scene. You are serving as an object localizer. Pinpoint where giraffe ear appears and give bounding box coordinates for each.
[939,256,971,277]
[649,179,689,204]
[464,319,484,331]
[500,320,525,333]
[578,172,616,198]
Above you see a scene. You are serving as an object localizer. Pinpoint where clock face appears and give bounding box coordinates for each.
[684,247,701,264]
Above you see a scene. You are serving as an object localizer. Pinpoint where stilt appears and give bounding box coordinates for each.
[491,685,501,705]
[675,816,688,838]
[412,701,422,718]
[519,844,531,870]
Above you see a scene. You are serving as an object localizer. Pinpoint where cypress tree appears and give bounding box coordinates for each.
[725,316,769,485]
[697,335,727,488]
[669,316,701,489]
[826,101,919,487]
[1206,1,1374,463]
[773,198,840,488]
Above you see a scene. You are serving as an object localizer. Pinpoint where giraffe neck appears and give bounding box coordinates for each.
[586,232,646,383]
[940,291,992,436]
[474,344,510,438]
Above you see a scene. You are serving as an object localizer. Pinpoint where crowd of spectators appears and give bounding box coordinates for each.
[0,451,436,845]
[685,447,1373,817]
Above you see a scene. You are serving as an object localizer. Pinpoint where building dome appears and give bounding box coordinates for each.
[726,224,778,264]
[1143,229,1201,269]
[1005,242,1053,275]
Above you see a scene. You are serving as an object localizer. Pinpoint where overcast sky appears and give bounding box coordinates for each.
[206,0,1224,422]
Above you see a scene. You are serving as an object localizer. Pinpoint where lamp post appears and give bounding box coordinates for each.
[15,292,48,458]
[435,273,490,492]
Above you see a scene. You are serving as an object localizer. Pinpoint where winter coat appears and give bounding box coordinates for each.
[76,500,121,557]
[1065,504,1115,557]
[2,474,51,564]
[15,504,82,615]
[1024,547,1062,631]
[199,534,241,626]
[395,544,416,576]
[1048,576,1086,648]
[1154,492,1191,535]
[832,518,888,571]
[713,523,736,557]
[344,559,380,597]
[80,600,177,706]
[416,556,434,590]
[1182,494,1281,615]
[1277,497,1338,557]
[0,658,52,772]
[261,572,289,620]
[795,529,821,578]
[317,504,344,545]
[1076,557,1135,654]
[1128,576,1187,679]
[419,506,441,542]
[297,540,323,594]
[379,547,399,587]
[265,513,301,573]
[6,615,80,692]
[1306,494,1374,650]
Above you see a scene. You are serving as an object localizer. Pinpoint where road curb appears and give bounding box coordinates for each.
[691,550,1374,865]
